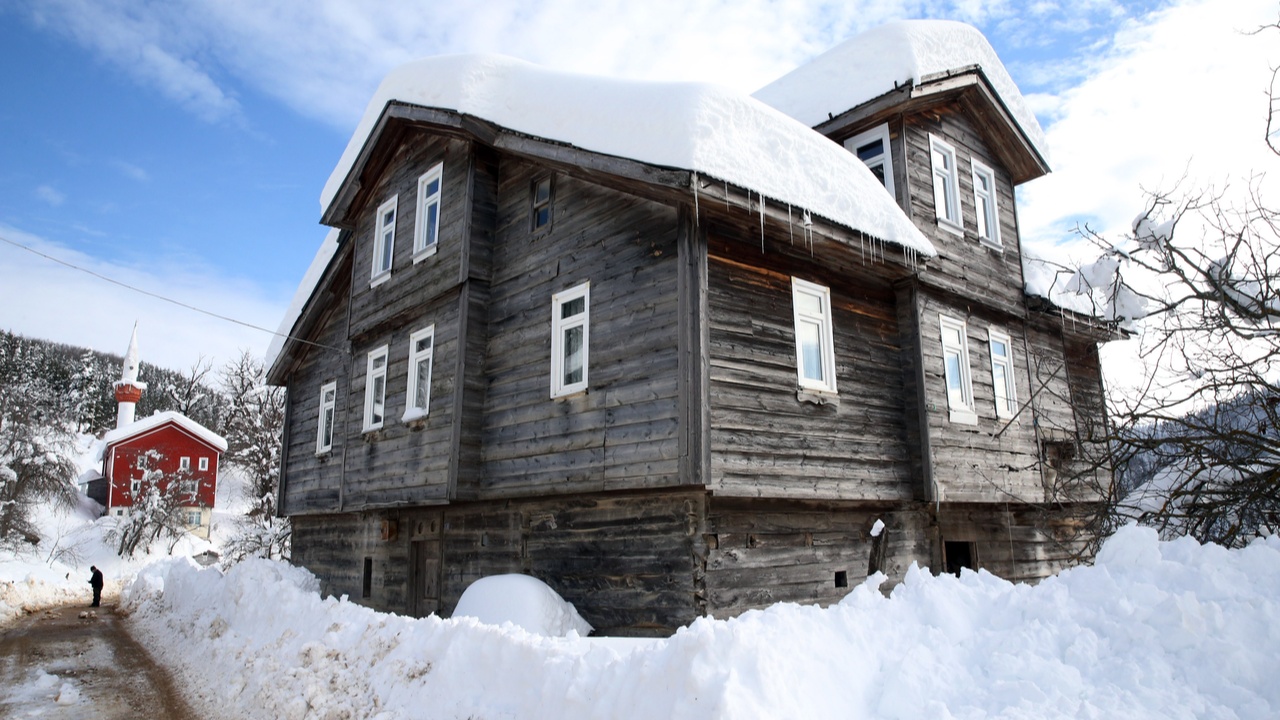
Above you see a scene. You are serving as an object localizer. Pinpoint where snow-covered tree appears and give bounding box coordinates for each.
[218,351,289,564]
[0,377,78,549]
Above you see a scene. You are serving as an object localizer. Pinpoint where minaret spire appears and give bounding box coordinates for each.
[114,322,146,429]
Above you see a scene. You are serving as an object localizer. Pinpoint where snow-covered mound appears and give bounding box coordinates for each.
[453,573,592,637]
[322,54,933,257]
[119,525,1280,719]
[754,19,1049,165]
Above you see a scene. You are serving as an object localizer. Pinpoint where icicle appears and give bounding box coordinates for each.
[759,195,766,253]
[788,204,794,245]
[724,180,730,212]
[692,173,701,227]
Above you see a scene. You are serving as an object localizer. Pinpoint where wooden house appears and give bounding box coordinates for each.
[266,20,1118,636]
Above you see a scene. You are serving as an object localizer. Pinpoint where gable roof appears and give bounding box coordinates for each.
[322,54,934,259]
[100,411,228,456]
[753,20,1050,169]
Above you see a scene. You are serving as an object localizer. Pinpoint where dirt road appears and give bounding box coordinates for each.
[0,602,196,719]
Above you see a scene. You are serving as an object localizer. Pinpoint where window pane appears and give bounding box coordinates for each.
[798,320,824,381]
[991,339,1007,357]
[372,376,385,424]
[866,161,887,187]
[414,361,430,409]
[427,178,440,196]
[323,388,335,403]
[945,353,964,399]
[381,231,394,269]
[563,325,584,385]
[426,204,439,245]
[322,407,334,446]
[795,292,822,317]
[534,178,551,204]
[561,297,585,319]
[415,337,432,354]
[372,355,386,371]
[856,140,884,163]
[383,208,395,226]
[534,206,551,228]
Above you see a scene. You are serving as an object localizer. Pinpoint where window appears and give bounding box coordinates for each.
[130,478,140,494]
[185,510,202,526]
[988,328,1017,419]
[403,326,435,422]
[791,278,837,393]
[372,196,398,284]
[414,163,443,260]
[551,282,589,397]
[179,457,190,471]
[317,381,337,453]
[929,134,961,232]
[971,159,1001,247]
[531,175,553,231]
[363,346,389,431]
[939,314,976,424]
[844,124,895,199]
[198,457,209,471]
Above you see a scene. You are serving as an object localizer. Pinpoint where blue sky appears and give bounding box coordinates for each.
[0,0,1275,373]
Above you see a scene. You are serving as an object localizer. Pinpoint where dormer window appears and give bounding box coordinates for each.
[531,175,553,232]
[971,159,1001,248]
[929,134,962,234]
[845,124,895,200]
[372,197,398,285]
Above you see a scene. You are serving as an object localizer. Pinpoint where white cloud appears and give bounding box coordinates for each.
[1018,0,1280,253]
[35,185,65,207]
[113,160,150,182]
[0,224,291,372]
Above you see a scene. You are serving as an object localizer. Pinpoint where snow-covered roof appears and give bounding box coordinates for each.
[752,20,1049,166]
[265,227,341,373]
[321,54,934,257]
[100,411,228,455]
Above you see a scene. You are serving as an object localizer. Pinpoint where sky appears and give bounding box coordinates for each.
[0,0,1276,374]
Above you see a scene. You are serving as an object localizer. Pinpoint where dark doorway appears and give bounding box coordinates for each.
[944,540,976,576]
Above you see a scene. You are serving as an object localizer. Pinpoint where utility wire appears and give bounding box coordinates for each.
[1,234,346,356]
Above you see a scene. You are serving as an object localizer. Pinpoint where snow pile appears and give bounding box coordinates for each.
[1022,246,1148,326]
[453,573,592,637]
[120,526,1280,719]
[322,54,932,256]
[754,20,1049,165]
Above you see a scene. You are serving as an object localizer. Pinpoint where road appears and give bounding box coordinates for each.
[0,601,197,719]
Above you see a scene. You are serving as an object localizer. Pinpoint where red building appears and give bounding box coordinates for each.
[93,327,227,539]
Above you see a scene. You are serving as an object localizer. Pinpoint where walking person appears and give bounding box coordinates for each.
[89,565,104,607]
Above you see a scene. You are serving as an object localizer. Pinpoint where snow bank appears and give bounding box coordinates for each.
[321,54,933,257]
[453,573,592,637]
[121,526,1280,719]
[754,19,1049,165]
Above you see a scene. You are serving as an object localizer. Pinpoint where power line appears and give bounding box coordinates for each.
[0,234,346,356]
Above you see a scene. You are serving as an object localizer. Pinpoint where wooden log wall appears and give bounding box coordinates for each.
[902,107,1027,317]
[478,161,683,497]
[936,503,1094,583]
[705,233,915,502]
[915,293,1044,503]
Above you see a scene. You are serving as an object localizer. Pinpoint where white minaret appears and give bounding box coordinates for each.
[114,323,146,429]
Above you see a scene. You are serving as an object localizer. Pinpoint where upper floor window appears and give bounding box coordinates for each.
[551,282,589,397]
[403,326,435,422]
[929,134,962,233]
[372,197,398,284]
[414,163,443,260]
[363,346,389,432]
[988,328,1016,419]
[791,278,837,394]
[971,159,1001,248]
[939,314,976,424]
[317,381,337,453]
[179,457,191,471]
[198,457,209,471]
[531,175,554,232]
[845,124,895,199]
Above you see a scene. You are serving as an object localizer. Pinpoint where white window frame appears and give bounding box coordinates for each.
[791,278,838,394]
[317,381,337,454]
[988,328,1017,419]
[179,457,190,471]
[929,134,962,234]
[971,159,1001,248]
[363,346,389,432]
[551,282,590,398]
[939,314,977,424]
[844,124,895,200]
[403,325,435,422]
[371,196,398,285]
[413,163,443,261]
[198,457,209,471]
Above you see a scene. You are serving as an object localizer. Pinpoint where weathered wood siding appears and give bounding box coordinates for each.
[916,293,1043,503]
[937,504,1093,583]
[281,273,352,515]
[703,498,932,618]
[705,231,914,501]
[477,162,683,497]
[902,107,1027,317]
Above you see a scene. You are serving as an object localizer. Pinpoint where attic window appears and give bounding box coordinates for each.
[372,196,398,284]
[414,162,443,260]
[844,124,895,200]
[531,175,553,232]
[929,134,962,234]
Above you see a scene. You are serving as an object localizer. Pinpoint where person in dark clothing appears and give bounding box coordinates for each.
[89,566,103,607]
